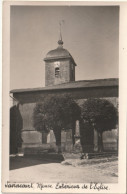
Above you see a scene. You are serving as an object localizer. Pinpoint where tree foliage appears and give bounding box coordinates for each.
[33,95,81,148]
[81,98,118,133]
[33,95,81,131]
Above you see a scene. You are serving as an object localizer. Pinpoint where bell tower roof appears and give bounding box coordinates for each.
[44,22,77,66]
[44,22,77,86]
[44,46,77,66]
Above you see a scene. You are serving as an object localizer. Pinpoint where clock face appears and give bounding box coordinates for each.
[54,61,60,67]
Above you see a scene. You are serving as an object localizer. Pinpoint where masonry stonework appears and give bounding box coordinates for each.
[45,59,76,86]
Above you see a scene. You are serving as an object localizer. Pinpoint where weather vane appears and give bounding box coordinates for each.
[59,20,65,42]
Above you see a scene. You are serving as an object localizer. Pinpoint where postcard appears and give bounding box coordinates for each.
[2,1,127,193]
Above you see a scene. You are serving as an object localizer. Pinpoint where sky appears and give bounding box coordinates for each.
[10,6,119,90]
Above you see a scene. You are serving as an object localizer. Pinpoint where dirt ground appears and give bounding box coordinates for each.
[9,155,118,183]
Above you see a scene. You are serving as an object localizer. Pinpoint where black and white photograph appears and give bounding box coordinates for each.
[2,1,127,193]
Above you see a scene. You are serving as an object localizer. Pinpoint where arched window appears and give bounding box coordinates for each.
[55,67,60,77]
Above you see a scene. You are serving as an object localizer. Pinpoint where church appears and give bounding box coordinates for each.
[10,32,118,154]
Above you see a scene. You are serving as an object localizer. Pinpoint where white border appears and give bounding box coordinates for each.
[2,1,127,193]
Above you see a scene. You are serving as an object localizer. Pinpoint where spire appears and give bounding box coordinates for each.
[58,21,64,46]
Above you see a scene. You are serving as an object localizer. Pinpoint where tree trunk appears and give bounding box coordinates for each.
[53,128,61,153]
[42,131,47,144]
[98,132,103,152]
[94,128,99,152]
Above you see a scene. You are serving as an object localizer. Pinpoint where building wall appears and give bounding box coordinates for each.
[45,59,71,86]
[13,86,118,104]
[19,103,35,131]
[12,86,118,152]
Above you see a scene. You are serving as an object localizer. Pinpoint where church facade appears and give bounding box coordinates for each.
[10,36,118,154]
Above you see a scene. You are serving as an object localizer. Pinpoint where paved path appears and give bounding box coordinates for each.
[9,156,118,183]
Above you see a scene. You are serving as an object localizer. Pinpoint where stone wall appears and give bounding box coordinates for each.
[45,59,75,86]
[19,103,36,131]
[12,87,118,152]
[45,60,71,86]
[18,102,42,148]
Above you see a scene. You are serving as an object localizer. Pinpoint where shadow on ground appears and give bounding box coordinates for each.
[10,154,64,170]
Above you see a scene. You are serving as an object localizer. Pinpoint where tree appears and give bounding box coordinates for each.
[33,95,81,152]
[10,103,23,154]
[81,98,118,152]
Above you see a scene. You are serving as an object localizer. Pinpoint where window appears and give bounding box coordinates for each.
[55,67,60,77]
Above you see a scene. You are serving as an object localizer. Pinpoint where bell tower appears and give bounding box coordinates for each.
[44,23,77,86]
